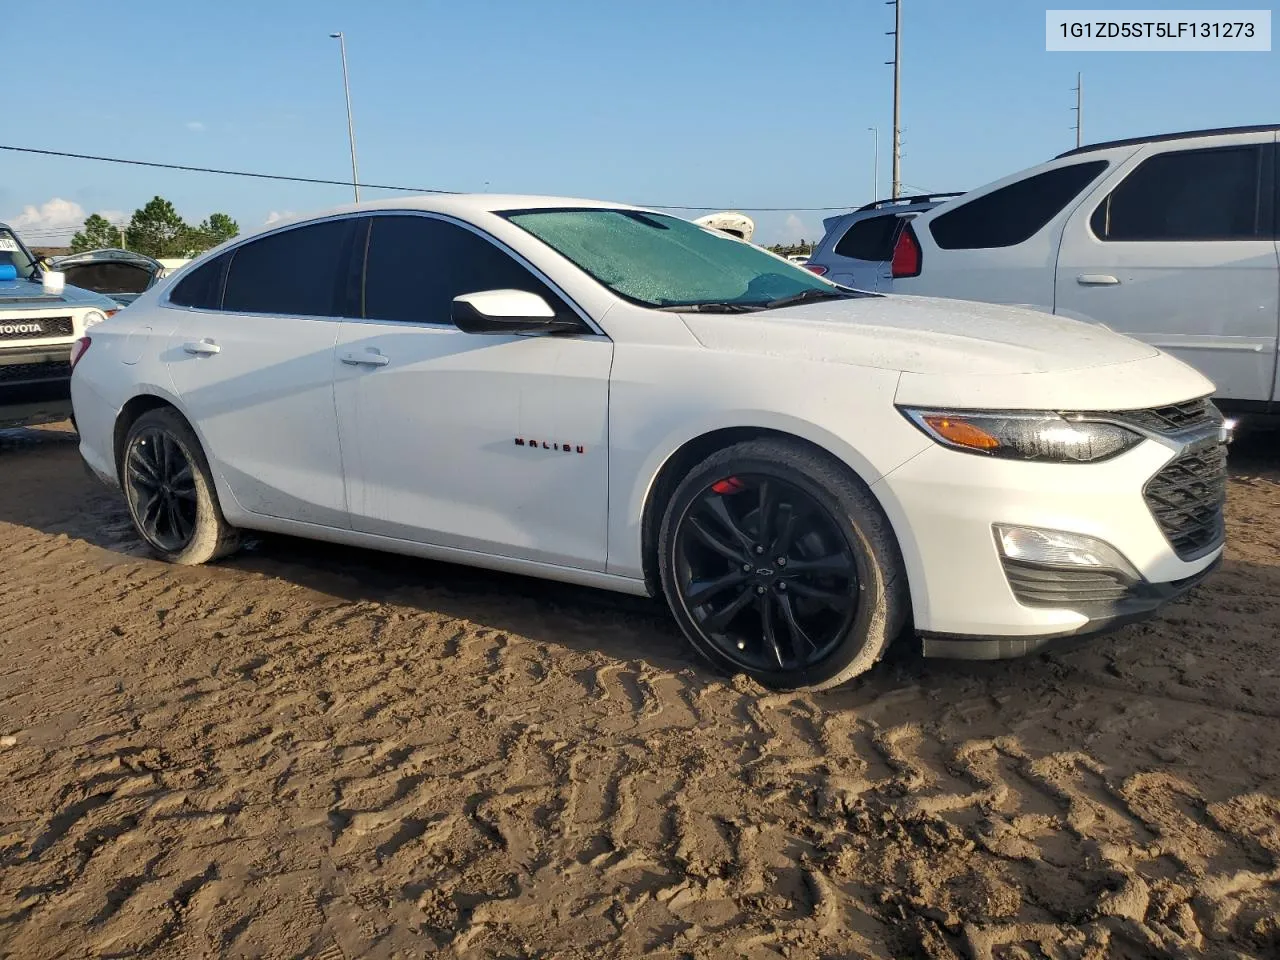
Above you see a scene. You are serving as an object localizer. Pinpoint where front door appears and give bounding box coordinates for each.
[1055,133,1279,403]
[333,213,613,570]
[166,217,358,527]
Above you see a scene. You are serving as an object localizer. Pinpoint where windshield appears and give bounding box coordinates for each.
[0,228,39,281]
[502,208,853,309]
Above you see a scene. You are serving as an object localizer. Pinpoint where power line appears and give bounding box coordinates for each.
[0,143,859,213]
[0,144,456,196]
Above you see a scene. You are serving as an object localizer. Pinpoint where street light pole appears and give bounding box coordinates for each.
[329,32,360,202]
[885,0,902,198]
[869,126,879,202]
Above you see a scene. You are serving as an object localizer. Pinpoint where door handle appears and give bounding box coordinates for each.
[183,339,220,355]
[1076,274,1120,285]
[340,351,390,367]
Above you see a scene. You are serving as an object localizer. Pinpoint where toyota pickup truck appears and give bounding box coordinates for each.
[1,223,120,428]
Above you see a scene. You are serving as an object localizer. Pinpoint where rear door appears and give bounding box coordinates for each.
[1273,141,1280,403]
[1055,132,1279,403]
[820,213,903,291]
[896,159,1111,309]
[165,217,358,528]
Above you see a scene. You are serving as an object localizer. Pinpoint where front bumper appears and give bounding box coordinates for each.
[919,554,1221,660]
[871,433,1224,642]
[0,343,73,390]
[0,346,75,427]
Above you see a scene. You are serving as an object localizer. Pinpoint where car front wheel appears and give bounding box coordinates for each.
[121,407,241,565]
[658,438,908,691]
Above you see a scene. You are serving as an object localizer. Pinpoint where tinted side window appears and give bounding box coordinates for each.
[223,219,354,316]
[930,160,1109,250]
[168,252,229,309]
[363,215,563,323]
[833,214,903,261]
[1091,146,1265,241]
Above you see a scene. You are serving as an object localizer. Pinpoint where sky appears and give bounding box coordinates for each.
[2,0,1276,247]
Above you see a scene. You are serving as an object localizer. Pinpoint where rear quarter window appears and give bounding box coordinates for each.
[929,160,1109,250]
[168,252,230,310]
[832,214,904,261]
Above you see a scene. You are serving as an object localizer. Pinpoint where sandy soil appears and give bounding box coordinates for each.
[1,421,1278,960]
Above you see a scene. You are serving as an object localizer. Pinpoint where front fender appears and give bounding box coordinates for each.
[603,345,932,580]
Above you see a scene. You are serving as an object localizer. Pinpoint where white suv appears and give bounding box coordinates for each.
[805,193,963,291]
[890,124,1279,416]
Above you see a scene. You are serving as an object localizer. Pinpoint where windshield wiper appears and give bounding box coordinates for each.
[757,289,851,310]
[658,302,763,313]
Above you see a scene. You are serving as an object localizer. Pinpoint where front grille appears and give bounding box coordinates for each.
[0,359,72,384]
[1143,444,1228,560]
[1086,397,1220,435]
[1002,559,1132,607]
[0,316,75,341]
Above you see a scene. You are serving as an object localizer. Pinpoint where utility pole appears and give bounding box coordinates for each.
[869,126,879,202]
[119,226,126,250]
[886,0,902,198]
[330,32,361,202]
[1071,72,1083,148]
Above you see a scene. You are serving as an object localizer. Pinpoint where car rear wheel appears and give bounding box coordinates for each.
[658,439,908,691]
[121,408,241,565]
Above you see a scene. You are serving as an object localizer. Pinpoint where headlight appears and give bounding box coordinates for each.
[81,310,107,330]
[900,408,1143,463]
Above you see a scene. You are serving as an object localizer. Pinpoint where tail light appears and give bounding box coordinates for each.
[891,222,923,278]
[69,336,91,371]
[803,263,828,276]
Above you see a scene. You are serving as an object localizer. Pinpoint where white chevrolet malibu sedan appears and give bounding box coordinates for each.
[69,196,1229,690]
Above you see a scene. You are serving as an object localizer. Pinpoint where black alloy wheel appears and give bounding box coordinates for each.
[124,427,199,553]
[672,473,861,673]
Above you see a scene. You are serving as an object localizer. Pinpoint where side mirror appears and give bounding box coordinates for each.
[42,270,66,296]
[451,289,581,335]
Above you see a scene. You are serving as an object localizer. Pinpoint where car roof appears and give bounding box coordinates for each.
[1055,122,1280,159]
[854,192,966,213]
[261,194,653,233]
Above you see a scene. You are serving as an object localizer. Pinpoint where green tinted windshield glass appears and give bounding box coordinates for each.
[503,209,835,308]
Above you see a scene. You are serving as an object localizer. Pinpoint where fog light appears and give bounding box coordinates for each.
[993,524,1140,580]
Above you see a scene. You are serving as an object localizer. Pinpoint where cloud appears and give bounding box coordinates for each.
[186,121,206,133]
[4,198,127,245]
[779,213,814,245]
[264,211,296,225]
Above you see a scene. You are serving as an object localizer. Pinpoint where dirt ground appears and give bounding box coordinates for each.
[1,422,1277,960]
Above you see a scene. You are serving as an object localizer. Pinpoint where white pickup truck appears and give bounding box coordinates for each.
[0,224,120,428]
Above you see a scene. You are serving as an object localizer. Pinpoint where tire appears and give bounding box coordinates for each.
[120,407,241,565]
[657,438,908,691]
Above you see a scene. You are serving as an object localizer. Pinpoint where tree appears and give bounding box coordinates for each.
[125,196,189,258]
[69,214,120,253]
[186,212,239,254]
[204,213,239,245]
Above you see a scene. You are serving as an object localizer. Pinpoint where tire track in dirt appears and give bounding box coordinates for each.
[1,427,1278,958]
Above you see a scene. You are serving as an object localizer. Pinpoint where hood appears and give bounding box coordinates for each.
[679,294,1157,376]
[49,248,161,271]
[0,277,120,310]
